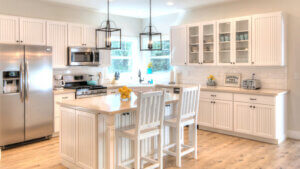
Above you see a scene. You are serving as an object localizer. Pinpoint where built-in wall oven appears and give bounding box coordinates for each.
[68,47,101,66]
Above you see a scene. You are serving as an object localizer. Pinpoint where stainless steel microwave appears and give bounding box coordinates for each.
[68,47,101,66]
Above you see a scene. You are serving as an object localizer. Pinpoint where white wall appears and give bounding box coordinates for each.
[148,0,300,137]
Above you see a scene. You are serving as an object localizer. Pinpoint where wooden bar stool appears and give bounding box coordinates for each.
[164,86,200,167]
[116,91,166,169]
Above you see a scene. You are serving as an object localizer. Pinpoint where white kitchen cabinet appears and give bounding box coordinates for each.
[253,104,275,139]
[217,19,234,65]
[252,12,285,66]
[200,21,217,65]
[84,25,96,48]
[47,21,68,68]
[187,24,200,65]
[171,25,187,66]
[234,102,253,134]
[214,100,233,131]
[60,108,97,169]
[20,17,46,45]
[198,91,286,144]
[234,102,275,139]
[60,107,76,163]
[198,98,214,127]
[233,16,251,65]
[0,15,19,44]
[107,88,119,95]
[68,23,84,47]
[76,110,97,169]
[54,93,75,135]
[68,23,96,48]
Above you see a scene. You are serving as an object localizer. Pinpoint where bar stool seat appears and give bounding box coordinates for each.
[163,86,200,168]
[116,91,166,169]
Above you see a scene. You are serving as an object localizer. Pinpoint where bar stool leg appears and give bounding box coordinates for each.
[134,139,141,169]
[193,123,198,159]
[158,129,164,169]
[176,125,182,167]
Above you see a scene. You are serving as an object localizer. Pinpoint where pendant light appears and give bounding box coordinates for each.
[96,0,122,50]
[139,0,162,51]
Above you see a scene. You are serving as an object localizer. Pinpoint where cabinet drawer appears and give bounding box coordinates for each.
[234,94,275,105]
[60,93,75,100]
[200,91,233,101]
[108,89,119,94]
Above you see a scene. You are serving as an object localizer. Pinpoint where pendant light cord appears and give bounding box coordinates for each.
[149,0,152,27]
[107,0,110,21]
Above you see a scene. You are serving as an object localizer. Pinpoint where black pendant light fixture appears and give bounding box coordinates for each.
[96,0,122,50]
[139,0,162,51]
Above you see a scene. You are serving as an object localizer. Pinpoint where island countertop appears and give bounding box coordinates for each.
[58,93,179,115]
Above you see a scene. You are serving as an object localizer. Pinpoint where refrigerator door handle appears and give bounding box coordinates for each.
[20,63,24,102]
[25,61,29,100]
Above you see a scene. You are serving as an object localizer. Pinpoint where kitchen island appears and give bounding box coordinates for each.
[58,92,180,169]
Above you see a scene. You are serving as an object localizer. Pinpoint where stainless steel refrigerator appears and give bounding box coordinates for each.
[0,44,53,147]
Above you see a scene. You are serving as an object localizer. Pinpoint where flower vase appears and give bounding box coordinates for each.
[207,79,216,86]
[147,68,153,74]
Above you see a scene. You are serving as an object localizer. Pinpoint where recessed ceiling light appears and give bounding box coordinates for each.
[166,1,174,6]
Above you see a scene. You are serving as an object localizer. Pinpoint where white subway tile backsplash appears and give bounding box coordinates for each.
[175,66,288,90]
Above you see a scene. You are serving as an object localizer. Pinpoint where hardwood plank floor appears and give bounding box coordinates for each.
[0,130,300,169]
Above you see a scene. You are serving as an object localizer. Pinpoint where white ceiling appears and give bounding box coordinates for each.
[40,0,238,18]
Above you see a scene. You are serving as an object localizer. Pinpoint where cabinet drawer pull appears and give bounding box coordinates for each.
[250,98,257,101]
[62,97,69,99]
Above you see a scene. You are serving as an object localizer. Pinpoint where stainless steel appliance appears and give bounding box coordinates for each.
[63,74,107,98]
[54,74,65,90]
[0,44,53,147]
[242,73,261,90]
[68,47,101,66]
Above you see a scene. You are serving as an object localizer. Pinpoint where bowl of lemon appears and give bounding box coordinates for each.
[118,86,132,101]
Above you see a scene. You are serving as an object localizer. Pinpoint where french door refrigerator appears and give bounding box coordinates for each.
[0,44,53,147]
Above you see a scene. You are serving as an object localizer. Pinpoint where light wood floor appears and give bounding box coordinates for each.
[1,130,300,169]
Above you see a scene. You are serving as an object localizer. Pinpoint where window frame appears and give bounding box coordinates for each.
[149,35,171,73]
[108,36,139,74]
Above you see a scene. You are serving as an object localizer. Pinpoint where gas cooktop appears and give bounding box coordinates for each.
[64,85,107,90]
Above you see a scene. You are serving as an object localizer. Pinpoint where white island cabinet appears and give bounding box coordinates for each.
[58,93,180,169]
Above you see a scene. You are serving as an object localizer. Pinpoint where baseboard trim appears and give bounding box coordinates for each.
[287,130,300,140]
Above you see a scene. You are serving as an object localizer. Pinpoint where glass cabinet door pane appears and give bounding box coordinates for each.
[189,26,199,64]
[235,20,249,63]
[218,22,231,64]
[203,24,214,64]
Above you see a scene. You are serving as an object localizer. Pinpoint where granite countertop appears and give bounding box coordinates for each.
[201,86,288,96]
[58,93,179,115]
[53,89,76,95]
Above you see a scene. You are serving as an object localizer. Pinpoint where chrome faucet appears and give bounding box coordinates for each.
[138,69,144,84]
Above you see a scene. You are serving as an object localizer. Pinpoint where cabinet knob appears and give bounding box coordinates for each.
[253,106,256,109]
[252,62,254,64]
[16,40,19,43]
[250,105,253,108]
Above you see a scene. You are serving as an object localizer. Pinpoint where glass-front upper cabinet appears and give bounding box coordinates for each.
[188,25,200,64]
[200,22,216,65]
[217,20,233,65]
[234,17,251,65]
